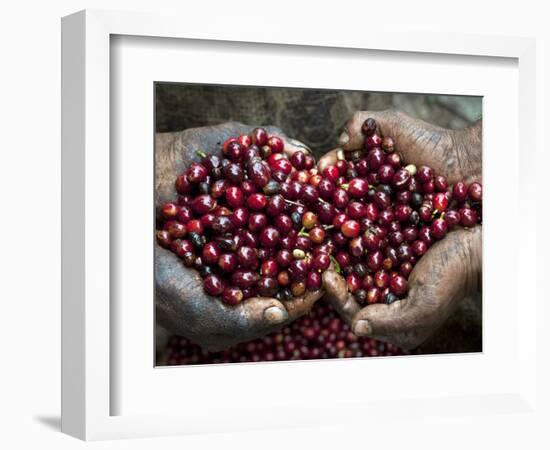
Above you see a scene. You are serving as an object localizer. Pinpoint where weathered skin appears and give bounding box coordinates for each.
[323,228,481,350]
[319,110,482,185]
[319,110,483,350]
[155,123,322,352]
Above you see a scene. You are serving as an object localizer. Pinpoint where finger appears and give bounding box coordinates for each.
[317,149,339,173]
[352,226,482,349]
[241,297,289,327]
[338,110,466,183]
[351,299,412,340]
[282,136,312,156]
[338,110,396,151]
[281,288,324,320]
[322,270,361,324]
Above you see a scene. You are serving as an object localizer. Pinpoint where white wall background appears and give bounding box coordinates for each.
[0,1,547,448]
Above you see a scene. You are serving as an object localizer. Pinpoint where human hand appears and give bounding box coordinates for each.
[319,110,482,350]
[155,123,323,352]
[319,110,481,184]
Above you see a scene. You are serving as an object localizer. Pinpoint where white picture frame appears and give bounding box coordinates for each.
[61,9,537,441]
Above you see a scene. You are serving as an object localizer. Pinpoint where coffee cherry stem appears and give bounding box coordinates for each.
[298,227,309,237]
[340,183,349,190]
[284,199,304,207]
[196,150,207,159]
[329,255,342,274]
[318,197,330,205]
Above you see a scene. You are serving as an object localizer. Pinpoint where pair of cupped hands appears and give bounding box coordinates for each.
[155,110,482,352]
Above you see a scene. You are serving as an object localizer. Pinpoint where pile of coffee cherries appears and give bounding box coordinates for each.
[161,302,407,365]
[157,119,482,308]
[324,118,482,305]
[157,127,329,305]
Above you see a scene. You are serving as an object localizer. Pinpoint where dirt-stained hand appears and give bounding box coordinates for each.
[320,110,482,350]
[155,123,322,352]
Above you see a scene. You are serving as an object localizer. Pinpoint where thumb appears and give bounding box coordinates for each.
[351,296,442,351]
[351,299,413,340]
[240,297,290,327]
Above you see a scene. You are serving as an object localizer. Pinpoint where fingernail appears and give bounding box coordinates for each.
[288,139,311,154]
[354,320,371,336]
[263,306,288,325]
[338,132,349,146]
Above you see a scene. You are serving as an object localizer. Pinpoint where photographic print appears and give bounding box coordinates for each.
[154,84,482,366]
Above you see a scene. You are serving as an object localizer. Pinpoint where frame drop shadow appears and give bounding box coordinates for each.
[34,415,61,431]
